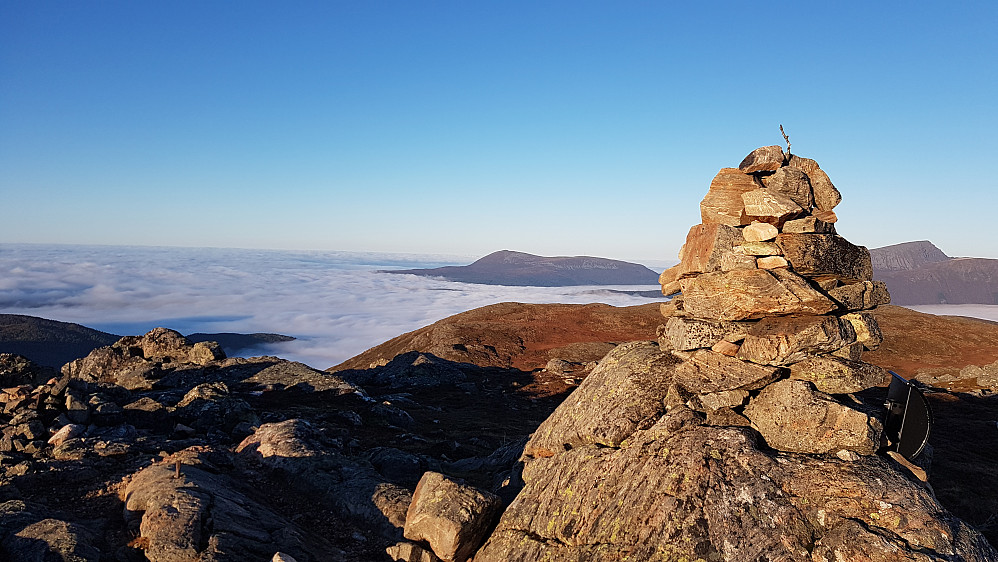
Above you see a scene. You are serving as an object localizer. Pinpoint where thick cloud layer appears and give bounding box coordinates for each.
[1,244,667,369]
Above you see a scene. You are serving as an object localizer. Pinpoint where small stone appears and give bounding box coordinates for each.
[739,145,785,173]
[696,389,750,412]
[720,252,757,271]
[742,222,779,242]
[761,166,814,209]
[48,424,85,447]
[742,189,803,227]
[711,340,740,357]
[841,312,884,351]
[782,216,836,234]
[836,449,860,461]
[813,209,838,223]
[734,241,783,256]
[757,256,789,269]
[699,168,759,226]
[386,541,441,562]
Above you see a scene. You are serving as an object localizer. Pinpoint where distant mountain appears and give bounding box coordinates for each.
[870,241,998,305]
[383,250,660,286]
[0,314,120,369]
[0,314,295,368]
[870,240,950,271]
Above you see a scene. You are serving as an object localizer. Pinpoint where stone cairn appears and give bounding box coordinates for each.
[656,144,894,457]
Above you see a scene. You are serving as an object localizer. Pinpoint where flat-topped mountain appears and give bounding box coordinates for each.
[869,241,998,305]
[870,240,950,271]
[383,250,660,286]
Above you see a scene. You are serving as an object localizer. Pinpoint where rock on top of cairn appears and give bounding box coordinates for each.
[738,145,785,173]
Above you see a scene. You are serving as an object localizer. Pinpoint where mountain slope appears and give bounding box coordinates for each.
[869,241,998,305]
[383,250,660,286]
[0,314,120,369]
[870,240,950,271]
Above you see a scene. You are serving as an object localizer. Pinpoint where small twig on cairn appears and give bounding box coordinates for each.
[174,460,182,479]
[780,124,791,159]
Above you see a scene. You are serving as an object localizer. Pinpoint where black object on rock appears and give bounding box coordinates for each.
[883,371,933,460]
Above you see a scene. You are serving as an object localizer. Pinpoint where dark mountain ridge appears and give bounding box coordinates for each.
[0,314,294,368]
[383,250,660,286]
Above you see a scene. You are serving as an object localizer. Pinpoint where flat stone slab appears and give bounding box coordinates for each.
[737,315,856,366]
[673,349,782,394]
[789,355,888,394]
[681,269,837,321]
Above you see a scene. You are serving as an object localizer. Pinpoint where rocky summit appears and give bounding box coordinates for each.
[473,145,997,561]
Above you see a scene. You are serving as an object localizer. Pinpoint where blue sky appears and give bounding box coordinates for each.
[2,1,996,263]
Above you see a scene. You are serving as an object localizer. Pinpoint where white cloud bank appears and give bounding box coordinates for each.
[0,244,664,369]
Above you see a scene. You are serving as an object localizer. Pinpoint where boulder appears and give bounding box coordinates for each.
[827,280,891,311]
[738,145,785,172]
[524,341,679,457]
[403,472,501,562]
[681,269,837,321]
[743,379,882,455]
[761,166,814,209]
[776,233,873,283]
[737,315,856,366]
[699,168,758,226]
[787,154,841,210]
[121,449,311,562]
[677,223,743,276]
[673,349,782,394]
[0,516,101,562]
[789,355,888,394]
[741,189,803,226]
[742,221,778,242]
[656,316,751,351]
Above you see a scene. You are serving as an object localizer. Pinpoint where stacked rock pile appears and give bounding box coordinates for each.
[656,145,894,456]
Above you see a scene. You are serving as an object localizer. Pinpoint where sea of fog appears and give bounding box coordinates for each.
[0,244,671,370]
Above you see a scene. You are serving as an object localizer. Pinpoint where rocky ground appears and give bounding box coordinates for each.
[0,303,996,560]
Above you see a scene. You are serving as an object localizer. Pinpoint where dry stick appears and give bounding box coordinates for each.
[780,124,791,158]
[174,460,181,479]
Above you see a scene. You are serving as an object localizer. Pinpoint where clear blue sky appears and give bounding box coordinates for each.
[2,1,996,262]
